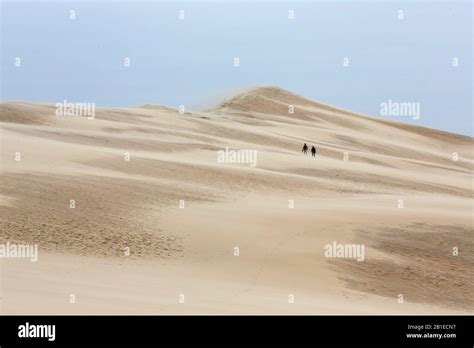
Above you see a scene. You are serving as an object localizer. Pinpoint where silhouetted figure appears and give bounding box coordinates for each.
[311,145,316,157]
[302,143,308,155]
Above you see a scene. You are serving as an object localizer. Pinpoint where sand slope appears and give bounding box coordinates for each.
[1,86,472,314]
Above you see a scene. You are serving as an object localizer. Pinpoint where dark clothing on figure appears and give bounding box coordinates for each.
[302,143,308,154]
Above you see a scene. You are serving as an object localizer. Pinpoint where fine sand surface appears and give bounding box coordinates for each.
[0,86,472,314]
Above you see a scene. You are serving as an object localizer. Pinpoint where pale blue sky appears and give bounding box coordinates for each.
[1,1,472,135]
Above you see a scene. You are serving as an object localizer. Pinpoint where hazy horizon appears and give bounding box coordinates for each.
[1,1,472,135]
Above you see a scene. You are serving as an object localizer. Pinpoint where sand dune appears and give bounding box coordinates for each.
[1,86,472,314]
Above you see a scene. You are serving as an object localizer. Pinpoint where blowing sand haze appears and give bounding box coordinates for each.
[1,86,472,314]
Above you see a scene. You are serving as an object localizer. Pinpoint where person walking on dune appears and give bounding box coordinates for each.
[311,145,316,157]
[302,143,308,155]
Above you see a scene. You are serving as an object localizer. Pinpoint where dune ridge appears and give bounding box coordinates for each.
[1,86,472,314]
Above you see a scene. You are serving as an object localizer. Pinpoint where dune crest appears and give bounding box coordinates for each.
[1,86,472,314]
